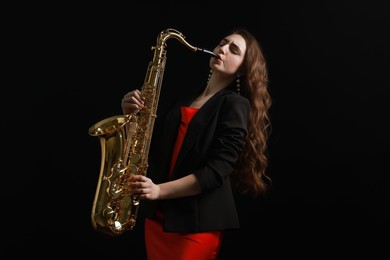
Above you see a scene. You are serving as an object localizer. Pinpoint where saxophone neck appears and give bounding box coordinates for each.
[157,28,218,57]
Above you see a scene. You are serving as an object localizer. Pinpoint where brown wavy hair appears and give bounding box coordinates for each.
[230,28,272,197]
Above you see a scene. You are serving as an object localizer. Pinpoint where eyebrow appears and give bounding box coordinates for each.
[222,37,243,54]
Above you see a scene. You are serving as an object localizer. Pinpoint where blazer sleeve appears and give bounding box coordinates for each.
[194,94,250,193]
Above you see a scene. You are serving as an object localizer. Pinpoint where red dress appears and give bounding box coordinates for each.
[144,106,223,260]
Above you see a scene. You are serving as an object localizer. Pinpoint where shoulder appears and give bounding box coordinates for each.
[220,91,250,111]
[196,89,250,122]
[216,91,250,125]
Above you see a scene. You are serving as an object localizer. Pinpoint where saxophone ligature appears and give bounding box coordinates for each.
[88,28,217,236]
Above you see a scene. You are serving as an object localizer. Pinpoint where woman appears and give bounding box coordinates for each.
[121,28,271,259]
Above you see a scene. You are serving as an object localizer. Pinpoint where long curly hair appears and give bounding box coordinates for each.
[230,28,272,197]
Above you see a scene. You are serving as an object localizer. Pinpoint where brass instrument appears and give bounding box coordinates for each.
[88,28,217,236]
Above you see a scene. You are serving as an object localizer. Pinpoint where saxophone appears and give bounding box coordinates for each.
[88,28,217,236]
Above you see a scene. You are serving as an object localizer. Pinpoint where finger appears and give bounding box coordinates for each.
[129,180,141,188]
[130,95,144,108]
[124,90,141,101]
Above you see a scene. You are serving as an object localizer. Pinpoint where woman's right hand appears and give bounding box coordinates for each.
[121,89,145,114]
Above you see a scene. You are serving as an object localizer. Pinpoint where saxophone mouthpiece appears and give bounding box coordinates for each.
[197,48,219,58]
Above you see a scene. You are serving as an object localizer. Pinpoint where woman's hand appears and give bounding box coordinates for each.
[128,174,160,200]
[121,89,145,114]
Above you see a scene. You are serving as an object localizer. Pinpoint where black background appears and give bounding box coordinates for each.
[3,2,389,259]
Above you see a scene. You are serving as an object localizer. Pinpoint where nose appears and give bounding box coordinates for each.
[217,45,226,55]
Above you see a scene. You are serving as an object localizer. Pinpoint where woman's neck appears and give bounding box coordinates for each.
[202,73,234,96]
[190,73,234,108]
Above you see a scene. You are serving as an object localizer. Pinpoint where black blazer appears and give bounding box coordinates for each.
[143,86,250,233]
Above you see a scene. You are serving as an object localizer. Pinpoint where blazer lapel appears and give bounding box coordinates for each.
[172,88,234,176]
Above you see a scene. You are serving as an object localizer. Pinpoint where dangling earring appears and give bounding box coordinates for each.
[207,69,213,84]
[236,74,241,95]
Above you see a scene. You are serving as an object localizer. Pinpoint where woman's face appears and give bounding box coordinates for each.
[210,33,247,76]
